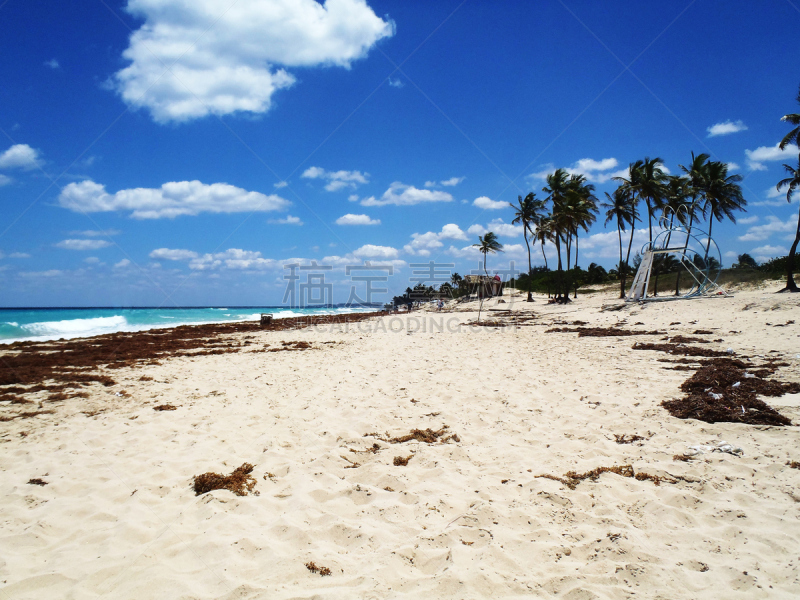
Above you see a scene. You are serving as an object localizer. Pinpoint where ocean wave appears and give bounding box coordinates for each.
[4,321,19,327]
[20,315,129,338]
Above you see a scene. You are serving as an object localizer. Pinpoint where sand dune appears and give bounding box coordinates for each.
[1,289,799,599]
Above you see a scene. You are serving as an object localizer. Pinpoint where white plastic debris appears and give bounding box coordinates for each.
[744,373,756,378]
[687,440,743,457]
[726,348,735,354]
[709,392,723,400]
[732,381,741,388]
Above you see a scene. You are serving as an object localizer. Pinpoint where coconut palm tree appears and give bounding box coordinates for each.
[450,272,463,289]
[534,216,554,271]
[602,187,638,298]
[776,157,800,292]
[614,157,667,248]
[700,161,746,258]
[510,192,545,301]
[780,84,800,150]
[543,169,572,301]
[473,232,504,277]
[566,174,598,271]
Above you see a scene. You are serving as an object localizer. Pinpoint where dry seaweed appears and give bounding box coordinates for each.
[663,335,710,344]
[193,463,258,496]
[613,434,645,445]
[660,357,797,426]
[632,342,731,358]
[673,454,695,462]
[393,455,413,466]
[546,327,663,337]
[27,478,48,486]
[305,562,332,576]
[788,461,800,469]
[153,404,178,411]
[535,464,673,490]
[369,426,459,444]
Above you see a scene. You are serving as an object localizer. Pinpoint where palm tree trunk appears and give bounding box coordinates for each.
[779,205,800,292]
[541,241,548,270]
[676,212,695,296]
[524,228,533,302]
[573,230,579,298]
[617,220,624,299]
[622,222,635,299]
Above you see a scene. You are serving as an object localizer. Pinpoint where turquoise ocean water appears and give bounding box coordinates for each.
[0,306,375,344]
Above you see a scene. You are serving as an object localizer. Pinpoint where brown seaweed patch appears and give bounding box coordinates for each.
[788,461,800,469]
[368,426,459,444]
[663,335,710,344]
[305,562,332,576]
[153,404,177,411]
[27,478,48,486]
[535,464,673,490]
[393,455,413,466]
[614,434,645,445]
[193,463,257,496]
[547,327,663,337]
[632,342,731,358]
[673,454,695,462]
[661,358,797,426]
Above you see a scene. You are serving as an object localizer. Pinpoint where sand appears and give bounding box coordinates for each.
[1,288,799,599]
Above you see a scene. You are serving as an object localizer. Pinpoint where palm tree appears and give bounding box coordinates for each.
[602,187,637,298]
[614,157,667,248]
[450,272,463,289]
[776,157,800,292]
[543,169,572,301]
[780,84,800,150]
[700,160,746,258]
[566,174,598,271]
[677,152,711,295]
[473,231,504,320]
[510,192,545,301]
[534,217,554,271]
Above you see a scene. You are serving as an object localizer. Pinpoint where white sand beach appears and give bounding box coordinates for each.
[1,289,799,599]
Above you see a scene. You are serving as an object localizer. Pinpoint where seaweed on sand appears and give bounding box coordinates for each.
[393,455,413,466]
[153,404,177,411]
[193,463,258,496]
[632,342,731,358]
[367,426,460,444]
[535,465,673,490]
[547,327,663,337]
[305,562,332,576]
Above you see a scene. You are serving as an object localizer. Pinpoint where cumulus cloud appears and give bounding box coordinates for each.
[44,59,60,69]
[301,166,369,191]
[440,176,465,187]
[55,239,112,251]
[0,175,11,186]
[0,144,42,170]
[527,157,626,184]
[58,179,289,219]
[388,78,403,88]
[150,248,199,261]
[70,229,121,237]
[274,181,289,189]
[738,216,759,225]
[467,219,522,238]
[745,143,798,171]
[335,213,380,225]
[352,244,398,259]
[113,0,393,123]
[361,182,453,207]
[473,196,507,210]
[737,216,795,242]
[114,258,132,269]
[750,244,788,262]
[727,162,741,171]
[403,224,468,256]
[269,214,303,225]
[707,120,747,137]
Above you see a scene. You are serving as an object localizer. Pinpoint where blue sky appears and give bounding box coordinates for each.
[1,0,799,307]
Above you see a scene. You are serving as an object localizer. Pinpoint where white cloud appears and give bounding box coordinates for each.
[0,174,11,186]
[114,259,132,269]
[440,176,465,187]
[738,216,759,225]
[8,252,30,258]
[58,179,289,219]
[352,244,398,259]
[388,78,403,88]
[44,59,60,69]
[0,144,42,170]
[424,181,437,188]
[571,157,618,172]
[274,181,289,189]
[301,166,369,191]
[361,182,453,207]
[150,248,199,261]
[528,157,624,184]
[745,143,799,171]
[467,219,522,238]
[190,248,277,271]
[348,194,359,202]
[55,239,112,251]
[403,224,468,256]
[727,162,741,171]
[113,0,393,123]
[335,213,380,225]
[473,196,507,210]
[269,214,303,225]
[750,244,788,262]
[737,216,795,242]
[70,229,121,237]
[707,120,748,137]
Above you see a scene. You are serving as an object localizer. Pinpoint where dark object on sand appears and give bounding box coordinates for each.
[393,455,413,466]
[547,327,663,337]
[535,464,671,490]
[305,562,332,576]
[193,463,258,496]
[153,404,177,411]
[260,314,273,326]
[27,478,48,486]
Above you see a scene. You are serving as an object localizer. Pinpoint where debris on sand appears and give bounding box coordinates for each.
[613,434,646,445]
[27,478,48,486]
[193,463,258,496]
[153,404,178,411]
[632,342,731,358]
[393,455,413,466]
[547,326,664,337]
[535,465,674,490]
[367,426,460,444]
[662,358,797,426]
[305,562,332,576]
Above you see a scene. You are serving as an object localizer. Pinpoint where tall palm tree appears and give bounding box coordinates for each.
[543,169,572,300]
[473,231,504,277]
[700,161,746,258]
[776,157,800,292]
[510,192,545,301]
[602,187,637,298]
[450,272,463,290]
[677,152,711,295]
[780,84,800,150]
[566,174,598,271]
[473,231,504,319]
[614,157,667,248]
[534,217,554,271]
